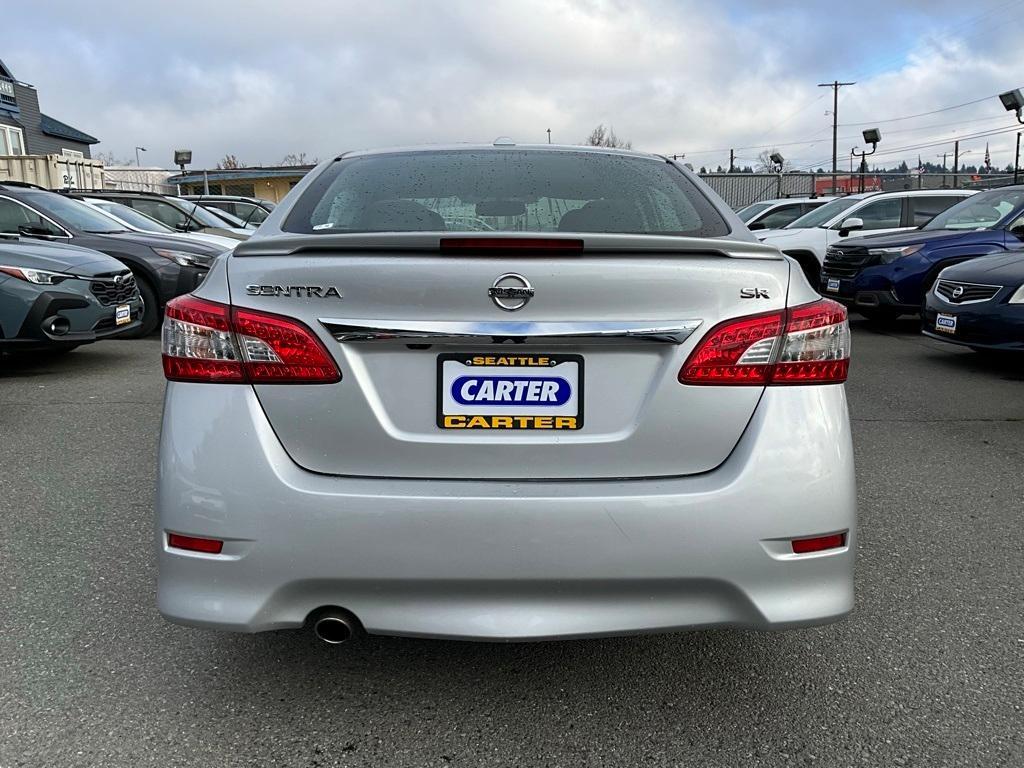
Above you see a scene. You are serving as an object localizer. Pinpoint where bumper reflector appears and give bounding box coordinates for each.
[791,533,846,554]
[168,532,224,554]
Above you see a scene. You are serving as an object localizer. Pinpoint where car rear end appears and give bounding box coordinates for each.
[156,147,856,640]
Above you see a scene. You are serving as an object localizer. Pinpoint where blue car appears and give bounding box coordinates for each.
[819,186,1024,321]
[921,253,1024,353]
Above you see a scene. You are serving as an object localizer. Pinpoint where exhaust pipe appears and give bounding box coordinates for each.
[311,608,358,645]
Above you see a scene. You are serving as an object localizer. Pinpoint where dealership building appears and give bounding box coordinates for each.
[0,58,98,158]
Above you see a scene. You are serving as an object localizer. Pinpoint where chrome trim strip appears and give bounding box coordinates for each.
[320,319,703,345]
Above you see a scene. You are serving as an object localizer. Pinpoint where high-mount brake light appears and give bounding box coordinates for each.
[161,295,341,384]
[679,299,850,386]
[440,237,584,254]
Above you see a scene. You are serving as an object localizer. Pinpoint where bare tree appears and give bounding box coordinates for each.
[755,149,792,173]
[583,124,632,149]
[93,150,134,166]
[279,153,315,166]
[217,154,244,170]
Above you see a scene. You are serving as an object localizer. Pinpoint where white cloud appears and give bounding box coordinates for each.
[5,0,1024,170]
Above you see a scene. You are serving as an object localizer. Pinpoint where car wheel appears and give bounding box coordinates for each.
[858,307,901,323]
[122,277,160,338]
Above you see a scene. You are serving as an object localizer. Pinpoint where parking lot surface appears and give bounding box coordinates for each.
[2,322,1022,768]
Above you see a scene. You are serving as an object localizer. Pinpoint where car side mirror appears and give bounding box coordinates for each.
[747,222,766,231]
[174,222,191,231]
[838,217,863,236]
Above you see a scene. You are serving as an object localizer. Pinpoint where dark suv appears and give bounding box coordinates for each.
[821,186,1024,321]
[0,183,222,335]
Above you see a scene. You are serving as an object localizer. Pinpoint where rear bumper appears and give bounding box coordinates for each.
[156,384,857,640]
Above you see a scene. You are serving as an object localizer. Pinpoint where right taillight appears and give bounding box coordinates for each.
[680,299,850,386]
[162,295,341,384]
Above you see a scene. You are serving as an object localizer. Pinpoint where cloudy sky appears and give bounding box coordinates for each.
[7,0,1024,171]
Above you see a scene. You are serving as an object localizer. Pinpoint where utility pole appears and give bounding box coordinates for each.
[728,149,735,173]
[818,80,855,194]
[952,140,960,189]
[1015,132,1021,184]
[936,152,948,187]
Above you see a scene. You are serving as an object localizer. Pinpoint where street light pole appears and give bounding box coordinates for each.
[953,140,960,189]
[819,80,855,194]
[135,146,146,167]
[1015,132,1021,184]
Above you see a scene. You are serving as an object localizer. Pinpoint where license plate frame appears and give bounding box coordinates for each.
[115,303,131,326]
[436,352,584,430]
[826,278,841,293]
[935,313,957,334]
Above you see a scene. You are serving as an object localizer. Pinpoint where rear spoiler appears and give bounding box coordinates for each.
[232,232,783,260]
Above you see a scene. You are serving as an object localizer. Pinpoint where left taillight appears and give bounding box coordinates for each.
[161,295,341,384]
[679,299,850,386]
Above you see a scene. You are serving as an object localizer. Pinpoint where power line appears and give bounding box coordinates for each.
[839,95,997,126]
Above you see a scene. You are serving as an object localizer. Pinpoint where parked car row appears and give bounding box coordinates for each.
[744,187,1024,354]
[0,185,273,352]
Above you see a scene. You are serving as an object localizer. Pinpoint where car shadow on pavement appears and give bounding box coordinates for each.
[195,622,848,737]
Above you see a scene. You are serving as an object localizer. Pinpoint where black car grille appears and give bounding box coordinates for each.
[90,273,137,306]
[821,246,874,279]
[934,280,1002,304]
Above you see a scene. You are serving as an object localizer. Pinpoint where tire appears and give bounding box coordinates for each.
[122,276,160,338]
[858,307,901,323]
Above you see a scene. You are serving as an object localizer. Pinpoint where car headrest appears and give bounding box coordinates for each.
[355,200,445,231]
[558,199,645,233]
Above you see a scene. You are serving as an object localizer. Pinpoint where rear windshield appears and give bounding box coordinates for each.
[283,150,730,237]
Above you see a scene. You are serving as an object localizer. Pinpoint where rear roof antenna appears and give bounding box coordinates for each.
[493,136,516,146]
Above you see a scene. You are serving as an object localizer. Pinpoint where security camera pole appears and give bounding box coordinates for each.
[850,128,881,193]
[998,90,1024,183]
[819,80,856,194]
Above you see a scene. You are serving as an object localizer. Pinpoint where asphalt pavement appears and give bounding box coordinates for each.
[1,321,1022,767]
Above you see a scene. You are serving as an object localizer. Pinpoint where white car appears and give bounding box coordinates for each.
[736,196,834,232]
[80,198,239,252]
[756,189,974,283]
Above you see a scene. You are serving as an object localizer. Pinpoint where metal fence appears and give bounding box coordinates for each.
[698,172,1018,209]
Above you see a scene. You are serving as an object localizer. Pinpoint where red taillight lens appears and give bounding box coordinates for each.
[791,532,846,554]
[233,308,340,383]
[679,299,850,386]
[167,532,224,554]
[162,295,341,384]
[678,310,784,384]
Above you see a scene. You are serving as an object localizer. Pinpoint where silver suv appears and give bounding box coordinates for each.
[156,144,856,642]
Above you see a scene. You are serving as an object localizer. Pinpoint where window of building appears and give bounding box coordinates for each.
[61,148,84,159]
[0,125,25,155]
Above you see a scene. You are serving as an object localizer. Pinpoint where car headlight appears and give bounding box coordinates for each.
[0,265,74,284]
[153,248,213,268]
[1009,284,1024,304]
[868,244,924,263]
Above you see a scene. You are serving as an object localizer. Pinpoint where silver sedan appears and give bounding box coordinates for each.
[155,143,856,642]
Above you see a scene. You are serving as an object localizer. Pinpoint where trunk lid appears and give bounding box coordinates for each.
[226,233,789,480]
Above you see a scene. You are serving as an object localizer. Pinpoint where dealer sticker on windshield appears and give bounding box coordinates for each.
[935,313,957,334]
[437,353,583,430]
